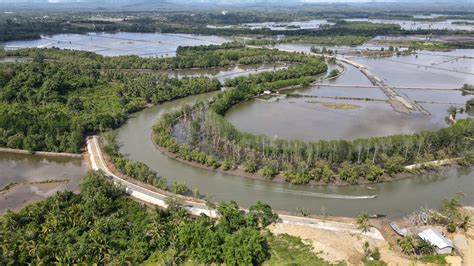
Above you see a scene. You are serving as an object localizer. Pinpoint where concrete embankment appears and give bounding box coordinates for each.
[87,135,384,240]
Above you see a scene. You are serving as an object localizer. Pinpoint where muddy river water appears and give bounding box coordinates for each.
[1,34,472,217]
[114,92,473,218]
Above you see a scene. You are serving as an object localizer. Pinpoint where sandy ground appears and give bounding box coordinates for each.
[269,223,411,265]
[459,226,474,266]
[268,222,474,265]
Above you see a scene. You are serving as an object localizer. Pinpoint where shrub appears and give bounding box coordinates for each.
[243,159,257,173]
[171,181,189,195]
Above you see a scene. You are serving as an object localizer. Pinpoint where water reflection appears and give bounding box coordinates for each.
[115,93,473,218]
[2,32,231,57]
[0,151,87,214]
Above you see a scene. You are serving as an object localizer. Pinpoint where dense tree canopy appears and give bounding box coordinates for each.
[0,171,289,265]
[1,45,308,152]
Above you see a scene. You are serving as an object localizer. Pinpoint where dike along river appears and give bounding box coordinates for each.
[115,92,474,218]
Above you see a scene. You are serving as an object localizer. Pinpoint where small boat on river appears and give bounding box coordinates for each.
[369,214,386,219]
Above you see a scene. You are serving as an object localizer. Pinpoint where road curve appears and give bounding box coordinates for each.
[87,135,384,240]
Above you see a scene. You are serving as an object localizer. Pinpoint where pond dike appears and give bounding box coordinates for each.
[336,57,430,115]
[246,45,430,115]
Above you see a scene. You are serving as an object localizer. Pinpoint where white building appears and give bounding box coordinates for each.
[418,228,453,254]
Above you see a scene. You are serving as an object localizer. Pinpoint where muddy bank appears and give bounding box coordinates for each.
[0,151,87,214]
[0,147,82,158]
[0,180,76,215]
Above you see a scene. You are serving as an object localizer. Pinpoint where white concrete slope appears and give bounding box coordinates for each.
[87,136,384,241]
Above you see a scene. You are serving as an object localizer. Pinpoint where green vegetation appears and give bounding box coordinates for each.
[4,42,308,70]
[397,236,438,257]
[151,46,473,185]
[154,67,473,185]
[430,192,471,233]
[362,241,383,265]
[0,182,18,193]
[419,254,447,264]
[248,35,371,46]
[408,41,474,50]
[171,181,190,195]
[0,52,220,152]
[285,35,370,46]
[328,69,340,78]
[151,42,472,187]
[311,46,334,55]
[102,132,176,192]
[264,233,331,265]
[397,236,438,258]
[330,20,400,31]
[0,171,319,265]
[467,99,474,116]
[0,45,313,153]
[462,84,474,95]
[3,8,471,45]
[357,212,371,233]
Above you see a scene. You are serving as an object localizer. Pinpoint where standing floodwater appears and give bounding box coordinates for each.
[1,32,231,57]
[0,152,87,214]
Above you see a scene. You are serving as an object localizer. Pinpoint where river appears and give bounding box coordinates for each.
[114,92,474,218]
[1,35,472,218]
[112,45,472,217]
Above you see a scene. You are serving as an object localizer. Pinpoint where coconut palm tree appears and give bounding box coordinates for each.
[357,212,371,233]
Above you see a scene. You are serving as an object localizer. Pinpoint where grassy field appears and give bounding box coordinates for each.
[264,233,332,265]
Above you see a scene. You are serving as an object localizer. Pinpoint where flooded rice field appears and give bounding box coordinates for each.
[346,18,474,31]
[353,51,474,89]
[226,98,458,141]
[0,152,87,214]
[1,32,230,57]
[226,47,472,141]
[244,19,334,30]
[237,18,473,31]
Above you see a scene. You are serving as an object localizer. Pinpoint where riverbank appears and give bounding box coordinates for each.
[0,147,82,158]
[153,130,466,188]
[94,137,209,205]
[88,135,387,240]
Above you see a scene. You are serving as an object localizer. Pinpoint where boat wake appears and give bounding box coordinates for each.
[257,186,376,199]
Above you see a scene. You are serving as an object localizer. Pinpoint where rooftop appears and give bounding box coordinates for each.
[418,228,453,249]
